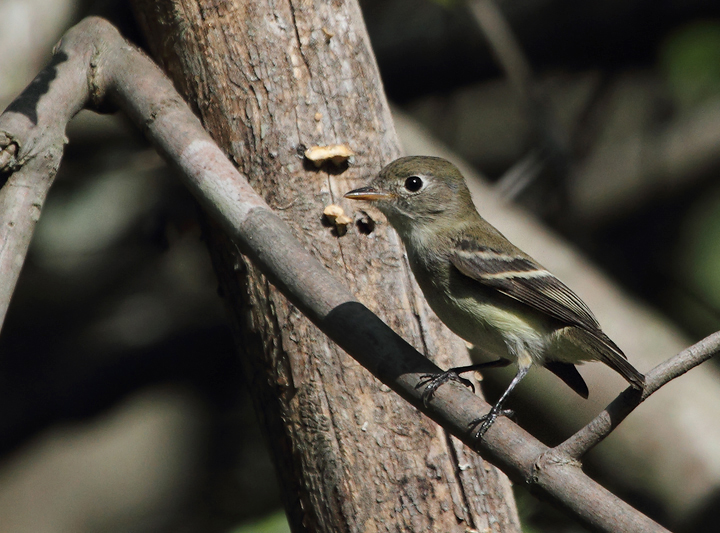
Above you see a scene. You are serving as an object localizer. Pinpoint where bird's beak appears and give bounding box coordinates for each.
[344,186,393,201]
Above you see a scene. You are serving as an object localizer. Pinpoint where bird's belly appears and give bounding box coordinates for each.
[424,289,549,365]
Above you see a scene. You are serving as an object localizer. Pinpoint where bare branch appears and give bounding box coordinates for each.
[645,330,720,393]
[557,330,720,459]
[0,44,94,328]
[467,0,569,201]
[0,17,671,532]
[467,0,532,103]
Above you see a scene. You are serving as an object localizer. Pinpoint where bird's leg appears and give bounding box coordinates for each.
[470,365,530,439]
[417,358,511,406]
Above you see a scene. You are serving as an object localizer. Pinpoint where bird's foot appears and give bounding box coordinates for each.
[469,407,515,439]
[417,370,475,407]
[416,359,511,407]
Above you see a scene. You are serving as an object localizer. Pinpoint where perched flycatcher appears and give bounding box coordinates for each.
[345,156,645,438]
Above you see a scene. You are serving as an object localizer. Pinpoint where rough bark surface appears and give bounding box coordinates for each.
[131,1,520,531]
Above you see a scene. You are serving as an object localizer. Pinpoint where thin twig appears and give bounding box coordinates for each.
[557,331,720,459]
[494,149,543,199]
[467,0,570,202]
[466,0,532,103]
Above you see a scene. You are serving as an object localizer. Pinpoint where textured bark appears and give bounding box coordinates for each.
[130,1,520,531]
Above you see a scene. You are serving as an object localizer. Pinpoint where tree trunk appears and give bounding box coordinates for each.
[131,1,520,531]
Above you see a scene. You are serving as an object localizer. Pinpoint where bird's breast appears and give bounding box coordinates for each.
[408,248,550,364]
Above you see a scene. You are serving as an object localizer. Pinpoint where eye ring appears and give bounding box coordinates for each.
[404,175,423,192]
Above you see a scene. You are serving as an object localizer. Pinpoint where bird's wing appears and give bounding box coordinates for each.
[450,241,601,332]
[450,242,645,389]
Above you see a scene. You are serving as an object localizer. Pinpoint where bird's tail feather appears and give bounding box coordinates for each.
[576,329,645,390]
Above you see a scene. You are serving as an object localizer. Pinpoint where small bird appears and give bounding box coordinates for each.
[345,156,645,438]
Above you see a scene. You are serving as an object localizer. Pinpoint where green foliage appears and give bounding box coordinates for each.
[659,20,720,109]
[231,510,291,533]
[514,485,590,533]
[683,190,720,302]
[675,185,720,335]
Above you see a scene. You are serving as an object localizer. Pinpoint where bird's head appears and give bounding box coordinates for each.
[344,156,476,234]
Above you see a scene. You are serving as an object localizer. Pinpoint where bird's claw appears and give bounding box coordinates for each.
[469,408,515,439]
[417,370,475,407]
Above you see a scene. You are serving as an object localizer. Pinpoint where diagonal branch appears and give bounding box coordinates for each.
[0,17,671,533]
[557,330,720,459]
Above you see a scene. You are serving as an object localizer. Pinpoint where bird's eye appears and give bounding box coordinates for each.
[404,176,423,192]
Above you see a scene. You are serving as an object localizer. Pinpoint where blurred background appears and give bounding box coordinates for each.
[1,0,720,531]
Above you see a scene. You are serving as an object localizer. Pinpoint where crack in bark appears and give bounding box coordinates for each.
[288,0,313,81]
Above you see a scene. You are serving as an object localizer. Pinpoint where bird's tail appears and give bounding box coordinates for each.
[577,329,645,390]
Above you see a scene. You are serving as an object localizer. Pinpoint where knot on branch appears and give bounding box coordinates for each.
[0,136,19,176]
[76,17,123,114]
[530,448,582,484]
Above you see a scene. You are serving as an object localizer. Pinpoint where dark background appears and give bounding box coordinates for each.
[1,1,720,531]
